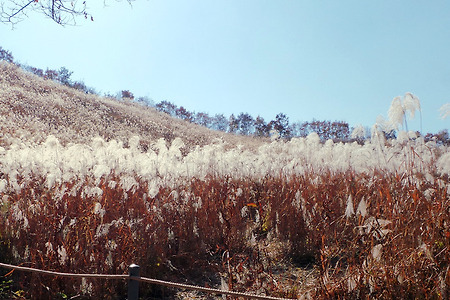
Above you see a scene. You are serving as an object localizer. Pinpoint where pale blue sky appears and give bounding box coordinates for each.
[1,0,449,133]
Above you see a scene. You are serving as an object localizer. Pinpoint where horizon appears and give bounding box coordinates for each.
[1,0,449,134]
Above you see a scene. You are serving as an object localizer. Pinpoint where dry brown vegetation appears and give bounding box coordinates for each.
[1,172,448,299]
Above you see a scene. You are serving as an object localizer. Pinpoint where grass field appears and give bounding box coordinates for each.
[0,133,448,299]
[0,61,449,299]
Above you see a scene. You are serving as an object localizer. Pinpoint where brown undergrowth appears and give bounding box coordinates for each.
[0,171,449,299]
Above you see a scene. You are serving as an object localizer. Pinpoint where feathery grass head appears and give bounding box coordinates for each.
[351,124,365,139]
[387,93,421,132]
[440,103,450,119]
[388,96,405,131]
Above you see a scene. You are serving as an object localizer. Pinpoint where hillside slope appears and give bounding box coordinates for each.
[0,61,261,149]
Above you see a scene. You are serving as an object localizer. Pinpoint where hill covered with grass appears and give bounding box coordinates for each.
[0,61,261,150]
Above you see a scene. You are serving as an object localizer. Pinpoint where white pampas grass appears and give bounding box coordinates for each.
[388,96,405,131]
[351,125,366,139]
[356,197,367,218]
[403,92,421,119]
[345,194,355,218]
[440,103,450,119]
[372,244,383,261]
[387,93,422,132]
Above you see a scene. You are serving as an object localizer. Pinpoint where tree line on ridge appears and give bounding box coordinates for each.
[1,46,448,144]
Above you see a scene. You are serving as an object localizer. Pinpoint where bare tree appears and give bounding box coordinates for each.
[211,113,228,132]
[0,46,14,62]
[254,116,270,137]
[0,0,135,26]
[156,100,177,116]
[269,113,291,139]
[236,112,254,135]
[228,114,239,134]
[194,112,212,128]
[175,106,194,122]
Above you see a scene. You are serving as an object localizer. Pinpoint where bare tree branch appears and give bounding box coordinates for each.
[0,0,135,26]
[3,0,34,22]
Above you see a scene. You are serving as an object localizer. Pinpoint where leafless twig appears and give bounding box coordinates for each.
[0,0,135,26]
